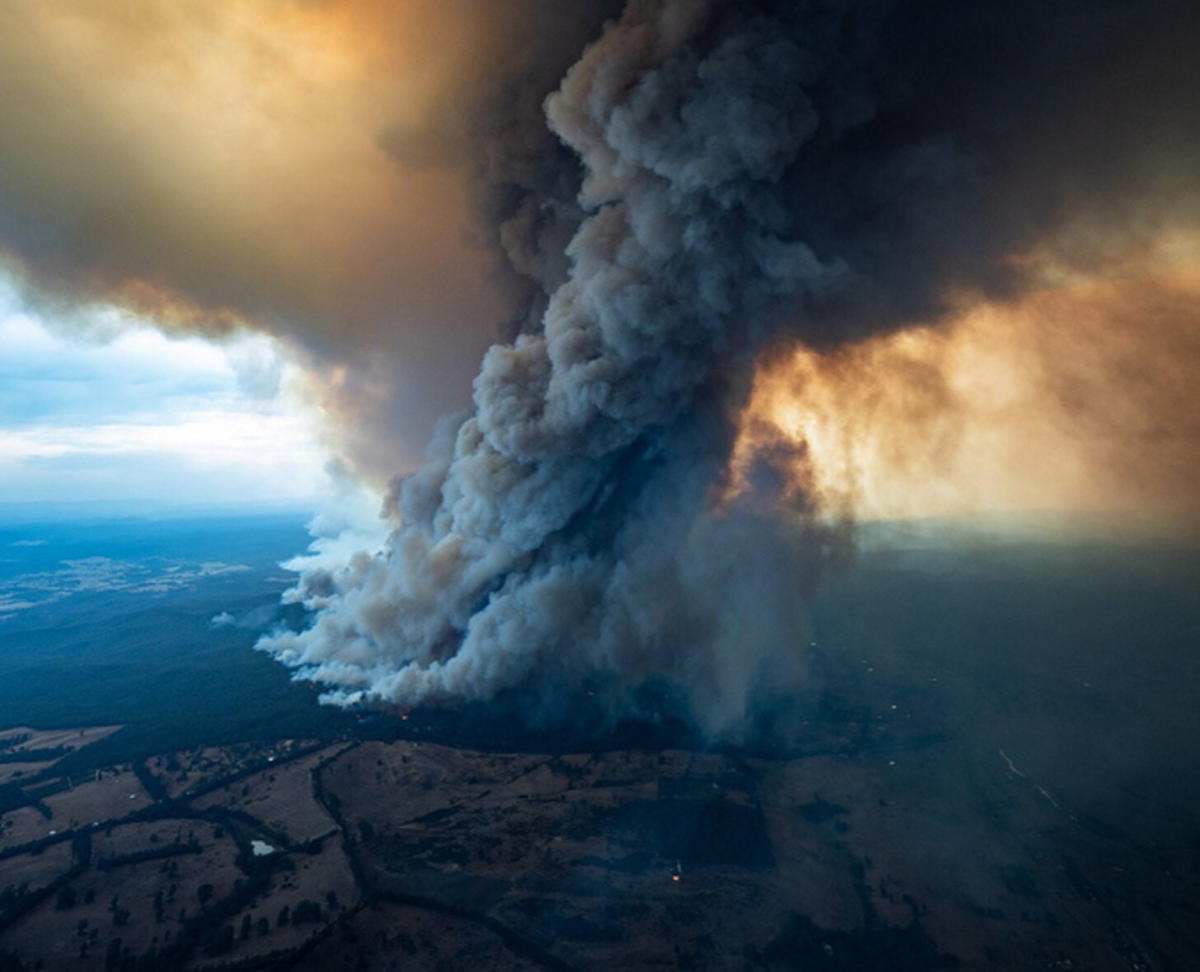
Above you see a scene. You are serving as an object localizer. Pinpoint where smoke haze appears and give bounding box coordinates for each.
[732,241,1200,524]
[3,0,1198,732]
[0,0,614,476]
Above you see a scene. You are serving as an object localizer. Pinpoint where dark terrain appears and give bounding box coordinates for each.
[0,514,1198,970]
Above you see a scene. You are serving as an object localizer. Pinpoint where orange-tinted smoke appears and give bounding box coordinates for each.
[729,239,1200,525]
[0,0,517,475]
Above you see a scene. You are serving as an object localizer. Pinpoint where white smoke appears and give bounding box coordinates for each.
[259,0,1200,735]
[258,0,859,733]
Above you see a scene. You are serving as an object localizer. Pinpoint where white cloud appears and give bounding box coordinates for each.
[0,288,334,507]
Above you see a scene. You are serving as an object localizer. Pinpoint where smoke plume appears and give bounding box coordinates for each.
[3,0,1198,732]
[0,0,614,477]
[258,0,1200,732]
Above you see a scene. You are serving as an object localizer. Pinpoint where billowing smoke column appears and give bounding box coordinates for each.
[2,0,1196,733]
[261,0,870,731]
[259,0,1200,732]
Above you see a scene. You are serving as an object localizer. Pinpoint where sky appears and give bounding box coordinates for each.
[0,0,1197,720]
[0,0,576,487]
[0,0,1195,529]
[0,278,332,512]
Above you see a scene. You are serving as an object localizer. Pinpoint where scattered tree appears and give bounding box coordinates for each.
[292,900,323,924]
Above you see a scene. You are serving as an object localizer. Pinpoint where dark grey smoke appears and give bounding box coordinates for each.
[260,0,1200,734]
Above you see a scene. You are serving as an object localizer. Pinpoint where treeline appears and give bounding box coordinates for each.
[0,831,91,937]
[0,747,70,764]
[131,761,167,803]
[128,853,288,971]
[0,783,51,819]
[182,741,330,804]
[0,784,33,816]
[96,841,202,871]
[48,695,352,783]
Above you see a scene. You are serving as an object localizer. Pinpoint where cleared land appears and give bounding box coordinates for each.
[0,727,359,970]
[1,694,1199,971]
[1,533,1198,970]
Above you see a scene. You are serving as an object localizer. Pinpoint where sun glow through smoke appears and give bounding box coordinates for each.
[730,247,1200,524]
